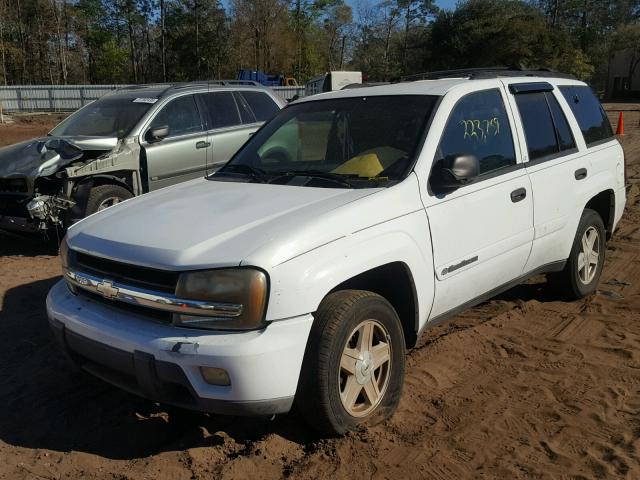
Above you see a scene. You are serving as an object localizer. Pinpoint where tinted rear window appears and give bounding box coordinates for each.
[559,86,613,146]
[515,92,558,161]
[515,91,577,162]
[546,93,576,152]
[201,92,241,129]
[240,91,280,122]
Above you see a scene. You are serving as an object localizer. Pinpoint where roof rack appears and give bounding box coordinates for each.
[400,67,576,82]
[112,80,263,96]
[170,80,262,90]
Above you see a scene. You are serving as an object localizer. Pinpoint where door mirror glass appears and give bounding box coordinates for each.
[147,125,169,142]
[432,154,480,190]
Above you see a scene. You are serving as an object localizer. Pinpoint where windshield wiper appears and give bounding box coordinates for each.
[216,164,268,182]
[268,170,360,188]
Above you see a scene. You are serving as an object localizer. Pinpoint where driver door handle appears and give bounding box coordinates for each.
[510,187,527,203]
[196,141,211,149]
[574,168,587,180]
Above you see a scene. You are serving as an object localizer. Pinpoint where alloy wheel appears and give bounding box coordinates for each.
[97,197,121,211]
[339,319,391,417]
[577,226,600,284]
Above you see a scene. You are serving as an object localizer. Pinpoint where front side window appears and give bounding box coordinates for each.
[213,95,438,189]
[436,90,517,175]
[559,86,613,146]
[149,95,203,138]
[515,91,576,161]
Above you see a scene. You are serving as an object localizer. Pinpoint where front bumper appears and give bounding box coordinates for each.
[0,215,40,233]
[46,280,314,415]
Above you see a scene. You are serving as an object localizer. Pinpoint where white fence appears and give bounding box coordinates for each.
[0,84,305,112]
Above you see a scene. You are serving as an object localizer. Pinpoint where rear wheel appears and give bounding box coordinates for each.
[296,290,405,436]
[85,184,133,216]
[549,208,606,299]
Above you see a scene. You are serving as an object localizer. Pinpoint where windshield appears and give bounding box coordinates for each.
[212,95,438,189]
[50,96,154,138]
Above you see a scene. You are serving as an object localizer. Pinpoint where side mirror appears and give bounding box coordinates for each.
[432,154,480,190]
[146,125,169,143]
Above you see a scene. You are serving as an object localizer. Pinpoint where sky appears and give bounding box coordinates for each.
[437,0,458,10]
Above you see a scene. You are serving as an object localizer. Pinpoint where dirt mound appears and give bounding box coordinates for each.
[0,106,639,479]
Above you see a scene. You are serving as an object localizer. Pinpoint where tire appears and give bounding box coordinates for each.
[84,184,133,217]
[549,208,606,299]
[296,290,406,436]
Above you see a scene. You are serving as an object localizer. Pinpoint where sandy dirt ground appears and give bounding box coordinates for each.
[0,106,639,479]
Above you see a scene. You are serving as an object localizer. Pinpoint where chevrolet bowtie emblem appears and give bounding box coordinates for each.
[96,280,119,299]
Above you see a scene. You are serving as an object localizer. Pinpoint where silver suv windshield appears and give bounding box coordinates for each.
[50,95,155,138]
[213,95,439,188]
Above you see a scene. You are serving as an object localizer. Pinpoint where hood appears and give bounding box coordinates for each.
[67,178,382,270]
[0,136,116,179]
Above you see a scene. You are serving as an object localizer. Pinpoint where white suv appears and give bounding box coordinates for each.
[46,69,626,435]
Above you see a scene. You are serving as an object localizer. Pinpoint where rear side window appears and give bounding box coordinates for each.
[547,93,576,151]
[559,86,613,146]
[437,89,516,175]
[239,91,280,122]
[515,91,576,161]
[201,92,241,129]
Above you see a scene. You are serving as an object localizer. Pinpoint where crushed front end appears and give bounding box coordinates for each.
[0,137,111,233]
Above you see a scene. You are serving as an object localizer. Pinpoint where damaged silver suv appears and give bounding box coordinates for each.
[0,82,284,232]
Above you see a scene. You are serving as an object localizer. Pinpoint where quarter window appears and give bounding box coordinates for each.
[149,95,203,138]
[233,92,257,124]
[559,86,613,146]
[201,92,241,129]
[437,90,516,175]
[515,91,576,161]
[239,91,280,122]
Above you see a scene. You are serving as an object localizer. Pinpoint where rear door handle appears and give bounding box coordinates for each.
[196,141,211,149]
[575,168,587,180]
[510,187,527,203]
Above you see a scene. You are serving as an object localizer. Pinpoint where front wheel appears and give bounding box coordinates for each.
[84,184,133,217]
[296,290,405,436]
[549,208,606,299]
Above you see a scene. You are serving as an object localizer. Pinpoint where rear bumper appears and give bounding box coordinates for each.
[46,280,314,416]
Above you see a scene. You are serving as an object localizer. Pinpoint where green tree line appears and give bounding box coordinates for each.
[0,0,638,90]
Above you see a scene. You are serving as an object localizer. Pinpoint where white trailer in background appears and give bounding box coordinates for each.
[305,71,362,96]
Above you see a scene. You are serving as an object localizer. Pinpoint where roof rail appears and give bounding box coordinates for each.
[170,80,262,90]
[400,67,576,82]
[111,80,263,95]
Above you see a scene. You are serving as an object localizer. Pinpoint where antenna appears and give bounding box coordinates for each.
[204,79,210,178]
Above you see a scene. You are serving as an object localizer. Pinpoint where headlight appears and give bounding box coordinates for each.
[173,268,268,331]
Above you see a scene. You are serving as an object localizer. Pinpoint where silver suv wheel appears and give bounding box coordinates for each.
[339,319,391,417]
[578,226,600,285]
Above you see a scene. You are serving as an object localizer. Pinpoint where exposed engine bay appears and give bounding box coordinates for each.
[0,136,142,232]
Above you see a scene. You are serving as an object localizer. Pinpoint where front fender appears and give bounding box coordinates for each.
[264,209,434,333]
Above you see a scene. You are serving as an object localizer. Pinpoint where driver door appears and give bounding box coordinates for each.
[142,94,208,191]
[423,87,534,319]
